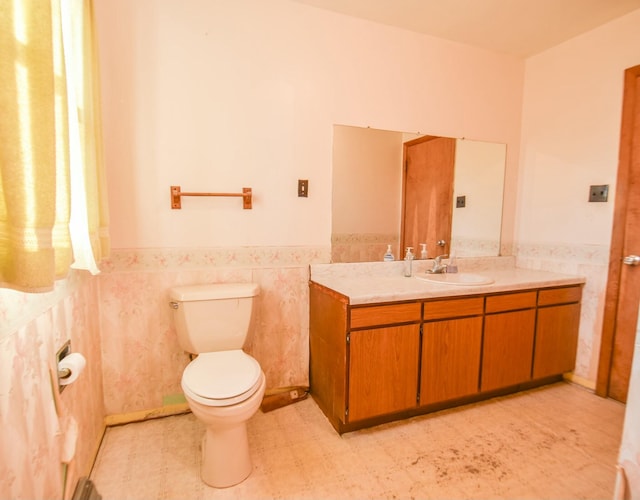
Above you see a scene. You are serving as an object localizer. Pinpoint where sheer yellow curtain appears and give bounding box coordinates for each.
[0,0,109,292]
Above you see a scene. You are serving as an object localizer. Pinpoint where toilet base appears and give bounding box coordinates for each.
[185,371,266,488]
[201,423,252,488]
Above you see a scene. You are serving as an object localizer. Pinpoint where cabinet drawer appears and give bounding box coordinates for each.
[485,291,537,313]
[538,286,582,306]
[350,302,421,329]
[423,297,483,321]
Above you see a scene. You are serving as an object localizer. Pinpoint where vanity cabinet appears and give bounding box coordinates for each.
[420,297,483,405]
[309,281,583,434]
[481,291,537,392]
[533,286,582,378]
[349,325,420,420]
[348,303,421,421]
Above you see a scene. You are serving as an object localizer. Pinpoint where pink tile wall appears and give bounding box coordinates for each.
[98,246,329,415]
[0,272,105,500]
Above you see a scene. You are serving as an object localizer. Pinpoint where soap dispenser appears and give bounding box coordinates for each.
[420,243,428,260]
[403,247,414,277]
[383,244,394,262]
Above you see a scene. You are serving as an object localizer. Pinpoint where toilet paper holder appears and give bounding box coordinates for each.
[56,340,72,392]
[56,341,87,391]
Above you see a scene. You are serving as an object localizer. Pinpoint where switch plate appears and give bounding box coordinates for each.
[298,179,308,197]
[456,195,466,208]
[589,184,608,202]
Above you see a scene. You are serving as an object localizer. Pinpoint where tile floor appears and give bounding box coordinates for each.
[91,382,625,499]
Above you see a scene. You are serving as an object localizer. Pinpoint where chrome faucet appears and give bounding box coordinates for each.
[427,254,448,274]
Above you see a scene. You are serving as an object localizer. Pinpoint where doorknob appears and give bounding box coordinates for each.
[623,255,640,266]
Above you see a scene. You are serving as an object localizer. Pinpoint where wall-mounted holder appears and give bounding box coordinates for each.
[56,340,72,393]
[56,340,87,391]
[170,185,252,209]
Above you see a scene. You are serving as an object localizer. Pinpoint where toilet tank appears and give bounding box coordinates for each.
[169,283,259,354]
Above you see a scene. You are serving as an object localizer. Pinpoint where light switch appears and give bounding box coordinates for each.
[298,179,308,197]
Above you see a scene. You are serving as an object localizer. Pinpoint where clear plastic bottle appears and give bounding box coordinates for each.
[403,247,414,277]
[447,251,458,273]
[383,244,394,262]
[420,243,428,260]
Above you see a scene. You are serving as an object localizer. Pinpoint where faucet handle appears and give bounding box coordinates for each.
[435,254,449,263]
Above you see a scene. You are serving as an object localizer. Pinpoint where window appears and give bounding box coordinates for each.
[0,0,109,292]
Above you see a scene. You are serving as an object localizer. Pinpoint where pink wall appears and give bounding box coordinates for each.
[0,273,105,500]
[98,247,327,414]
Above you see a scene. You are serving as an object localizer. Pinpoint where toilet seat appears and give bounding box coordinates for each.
[182,350,263,407]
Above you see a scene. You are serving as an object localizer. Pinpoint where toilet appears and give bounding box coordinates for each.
[169,282,266,488]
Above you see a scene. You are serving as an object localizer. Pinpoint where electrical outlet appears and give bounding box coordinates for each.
[456,195,466,208]
[298,179,308,197]
[589,184,608,202]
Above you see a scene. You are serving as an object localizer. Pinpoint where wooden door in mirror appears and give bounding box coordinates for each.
[401,135,455,258]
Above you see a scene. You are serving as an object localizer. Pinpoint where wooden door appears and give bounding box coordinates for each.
[401,136,456,257]
[420,316,483,405]
[597,65,640,403]
[348,325,420,421]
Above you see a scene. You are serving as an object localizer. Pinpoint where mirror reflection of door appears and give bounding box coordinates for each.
[597,64,640,403]
[401,136,456,258]
[330,125,507,263]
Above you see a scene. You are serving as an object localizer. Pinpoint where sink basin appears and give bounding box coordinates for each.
[416,273,494,286]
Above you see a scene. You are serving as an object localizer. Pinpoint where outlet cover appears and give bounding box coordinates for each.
[456,195,466,208]
[589,184,609,202]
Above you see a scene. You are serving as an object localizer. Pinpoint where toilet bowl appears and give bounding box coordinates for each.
[169,283,265,488]
[183,351,266,487]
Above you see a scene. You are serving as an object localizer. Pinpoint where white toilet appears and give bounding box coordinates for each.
[169,282,266,488]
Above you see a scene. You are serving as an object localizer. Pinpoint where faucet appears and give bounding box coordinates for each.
[427,254,448,274]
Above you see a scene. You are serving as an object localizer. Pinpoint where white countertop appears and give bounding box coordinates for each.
[310,258,586,305]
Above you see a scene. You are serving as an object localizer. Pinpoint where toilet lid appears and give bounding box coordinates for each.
[182,350,262,405]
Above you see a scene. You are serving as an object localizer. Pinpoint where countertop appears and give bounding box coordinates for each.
[310,258,586,305]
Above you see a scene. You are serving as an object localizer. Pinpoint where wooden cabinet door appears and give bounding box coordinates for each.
[420,316,483,405]
[481,309,536,391]
[348,324,420,421]
[533,303,581,379]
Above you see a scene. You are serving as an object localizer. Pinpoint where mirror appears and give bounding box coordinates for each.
[331,125,506,263]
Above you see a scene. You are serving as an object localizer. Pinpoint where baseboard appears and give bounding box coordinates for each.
[87,422,106,475]
[104,403,191,427]
[563,372,596,391]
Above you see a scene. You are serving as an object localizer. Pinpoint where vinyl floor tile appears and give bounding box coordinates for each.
[91,382,625,499]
